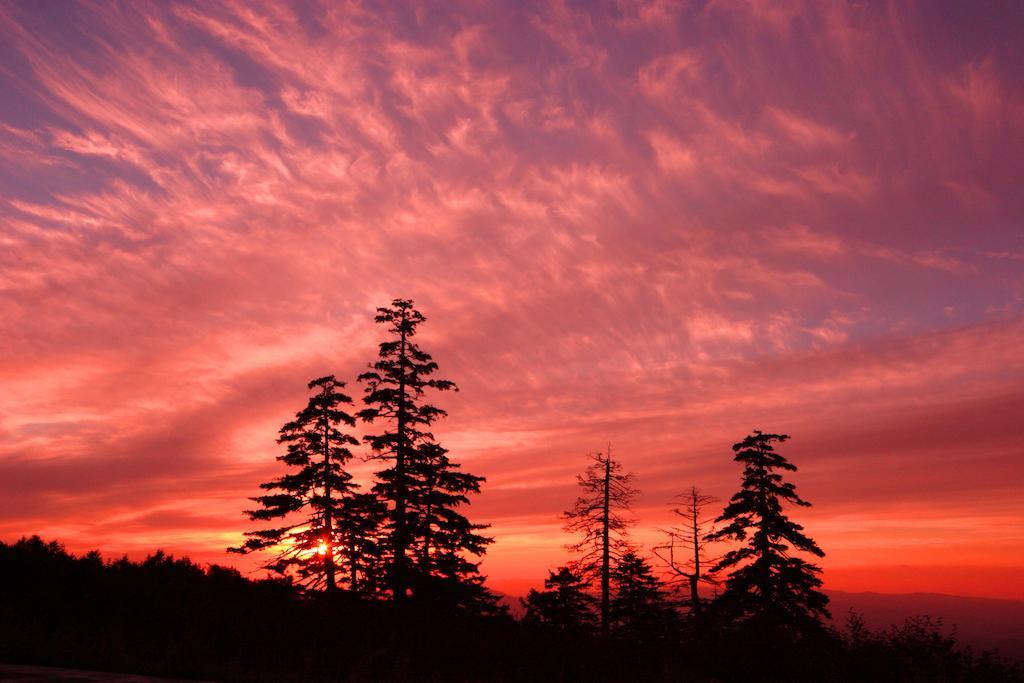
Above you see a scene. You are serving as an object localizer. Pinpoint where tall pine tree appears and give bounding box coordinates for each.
[563,445,637,636]
[359,298,493,609]
[707,431,829,632]
[229,376,362,592]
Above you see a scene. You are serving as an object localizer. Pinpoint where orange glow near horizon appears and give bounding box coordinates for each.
[0,2,1022,601]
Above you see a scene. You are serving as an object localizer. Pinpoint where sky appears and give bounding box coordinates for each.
[0,0,1022,600]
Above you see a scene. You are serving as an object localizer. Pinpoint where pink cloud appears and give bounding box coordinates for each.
[0,0,1021,597]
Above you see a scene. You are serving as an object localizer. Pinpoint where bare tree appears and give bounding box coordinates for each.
[563,445,637,636]
[653,486,721,615]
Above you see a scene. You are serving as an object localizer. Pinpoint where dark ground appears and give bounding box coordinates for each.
[0,663,210,682]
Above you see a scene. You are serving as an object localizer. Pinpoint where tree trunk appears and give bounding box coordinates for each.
[690,493,701,613]
[322,399,336,592]
[393,312,409,603]
[350,542,358,592]
[754,450,771,606]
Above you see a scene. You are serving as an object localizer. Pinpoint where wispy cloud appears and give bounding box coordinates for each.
[0,0,1021,596]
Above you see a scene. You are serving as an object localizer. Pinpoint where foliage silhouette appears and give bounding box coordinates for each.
[707,431,830,636]
[521,566,597,633]
[408,441,500,613]
[564,446,637,635]
[653,486,721,615]
[2,536,1019,682]
[608,552,678,641]
[229,375,368,592]
[337,490,388,595]
[358,298,494,609]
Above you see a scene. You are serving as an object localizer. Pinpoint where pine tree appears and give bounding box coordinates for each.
[359,298,493,609]
[521,566,597,632]
[608,552,677,641]
[653,486,721,615]
[337,491,386,596]
[707,431,830,631]
[229,376,362,592]
[408,441,498,612]
[563,445,637,636]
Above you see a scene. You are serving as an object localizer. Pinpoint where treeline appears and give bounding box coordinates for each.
[1,536,1019,681]
[1,298,1021,680]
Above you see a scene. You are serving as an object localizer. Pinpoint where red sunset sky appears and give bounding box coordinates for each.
[1,1,1022,600]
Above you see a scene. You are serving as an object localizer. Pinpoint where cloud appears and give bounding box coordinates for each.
[0,0,1021,595]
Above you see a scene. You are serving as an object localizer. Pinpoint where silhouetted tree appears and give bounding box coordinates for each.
[409,441,499,613]
[360,298,493,608]
[564,445,638,635]
[229,375,361,592]
[707,431,829,633]
[609,552,677,641]
[338,491,387,595]
[521,566,597,632]
[653,486,720,615]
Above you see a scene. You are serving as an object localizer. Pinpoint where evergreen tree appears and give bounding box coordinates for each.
[337,491,386,596]
[653,486,721,615]
[563,445,637,635]
[359,298,493,609]
[707,431,830,631]
[229,376,362,592]
[608,552,677,641]
[408,441,499,612]
[521,566,597,632]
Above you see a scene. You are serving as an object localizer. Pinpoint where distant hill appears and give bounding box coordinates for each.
[494,590,526,618]
[827,590,1024,661]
